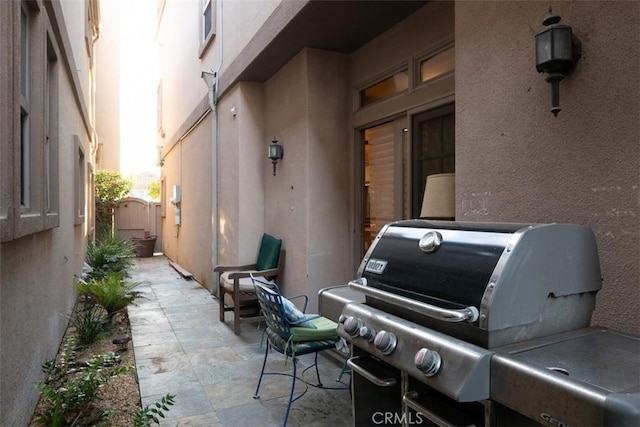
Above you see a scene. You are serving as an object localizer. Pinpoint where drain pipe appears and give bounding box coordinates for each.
[201,0,223,297]
[201,72,218,297]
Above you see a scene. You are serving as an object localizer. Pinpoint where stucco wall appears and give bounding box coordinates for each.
[263,52,309,293]
[456,1,639,334]
[219,0,281,75]
[0,3,90,422]
[162,118,213,289]
[95,0,121,171]
[158,0,209,144]
[261,49,351,310]
[305,50,351,304]
[217,82,266,272]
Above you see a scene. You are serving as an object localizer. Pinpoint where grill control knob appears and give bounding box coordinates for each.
[359,326,376,342]
[374,330,397,355]
[343,317,363,337]
[414,348,442,377]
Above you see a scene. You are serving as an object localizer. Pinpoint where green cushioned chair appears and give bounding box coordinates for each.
[251,277,344,427]
[214,233,284,335]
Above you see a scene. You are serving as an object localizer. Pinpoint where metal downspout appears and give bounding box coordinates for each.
[210,0,223,297]
[209,85,218,297]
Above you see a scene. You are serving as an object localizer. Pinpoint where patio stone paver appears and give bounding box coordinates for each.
[127,255,352,426]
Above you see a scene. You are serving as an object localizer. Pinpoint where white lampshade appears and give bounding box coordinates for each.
[420,173,455,219]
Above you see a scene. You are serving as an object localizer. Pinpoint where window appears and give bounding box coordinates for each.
[411,104,455,217]
[199,0,215,55]
[45,34,59,229]
[203,0,212,38]
[418,45,455,85]
[2,1,61,241]
[74,136,86,225]
[20,3,31,210]
[360,69,409,107]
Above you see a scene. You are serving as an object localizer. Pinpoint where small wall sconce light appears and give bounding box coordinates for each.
[535,8,582,116]
[268,138,283,176]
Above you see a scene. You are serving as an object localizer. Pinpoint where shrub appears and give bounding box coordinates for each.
[76,273,143,320]
[69,301,108,346]
[85,235,135,280]
[147,180,160,201]
[134,394,176,426]
[95,170,133,239]
[35,338,130,426]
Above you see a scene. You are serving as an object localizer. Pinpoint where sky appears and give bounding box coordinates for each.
[118,0,159,183]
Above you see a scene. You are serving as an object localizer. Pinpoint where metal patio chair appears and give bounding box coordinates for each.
[251,277,346,426]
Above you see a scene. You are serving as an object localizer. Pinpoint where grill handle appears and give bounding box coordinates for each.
[348,278,479,323]
[347,357,397,387]
[403,391,476,427]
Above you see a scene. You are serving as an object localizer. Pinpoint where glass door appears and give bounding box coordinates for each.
[362,119,406,252]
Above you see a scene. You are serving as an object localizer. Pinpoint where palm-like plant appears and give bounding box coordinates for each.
[76,273,143,320]
[85,235,135,280]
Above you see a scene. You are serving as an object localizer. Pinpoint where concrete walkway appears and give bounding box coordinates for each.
[127,255,352,426]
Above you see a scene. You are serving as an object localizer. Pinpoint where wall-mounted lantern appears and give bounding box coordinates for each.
[535,8,582,116]
[268,138,283,176]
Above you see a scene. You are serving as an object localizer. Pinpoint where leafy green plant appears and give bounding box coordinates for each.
[76,273,143,320]
[85,235,135,280]
[147,180,160,201]
[68,302,108,346]
[134,394,176,426]
[35,337,131,426]
[95,170,133,239]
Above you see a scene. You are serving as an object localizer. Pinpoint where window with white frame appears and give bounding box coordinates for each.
[199,0,215,55]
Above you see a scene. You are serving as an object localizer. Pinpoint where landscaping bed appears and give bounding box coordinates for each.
[28,299,141,426]
[29,234,174,426]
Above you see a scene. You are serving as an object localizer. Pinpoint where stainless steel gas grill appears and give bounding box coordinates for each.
[330,220,638,426]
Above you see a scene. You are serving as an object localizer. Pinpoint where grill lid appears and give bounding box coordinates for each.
[359,221,519,310]
[356,220,602,343]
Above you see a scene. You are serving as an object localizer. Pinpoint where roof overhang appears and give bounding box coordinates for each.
[218,0,428,96]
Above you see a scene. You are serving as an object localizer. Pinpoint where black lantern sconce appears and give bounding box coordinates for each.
[268,138,284,176]
[535,8,582,116]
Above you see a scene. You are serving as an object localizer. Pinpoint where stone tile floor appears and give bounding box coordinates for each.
[128,255,352,426]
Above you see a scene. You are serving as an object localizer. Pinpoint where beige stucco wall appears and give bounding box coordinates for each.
[162,117,213,289]
[261,49,351,310]
[456,1,639,334]
[95,0,121,171]
[158,0,209,144]
[0,1,91,424]
[217,82,266,270]
[218,0,280,75]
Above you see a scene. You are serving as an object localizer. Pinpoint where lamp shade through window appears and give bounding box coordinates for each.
[420,173,455,219]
